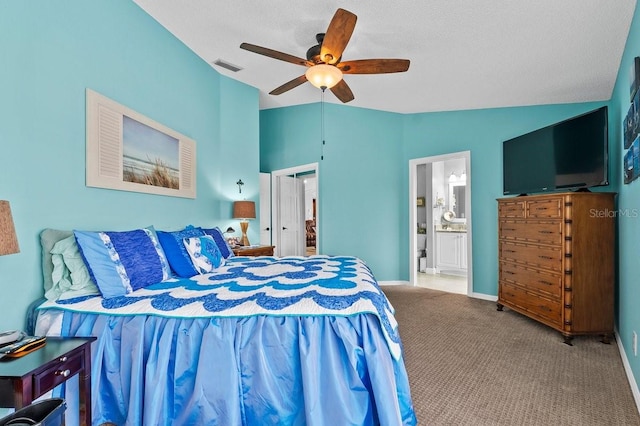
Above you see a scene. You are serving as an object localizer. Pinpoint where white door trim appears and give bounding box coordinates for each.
[409,151,473,295]
[271,163,319,256]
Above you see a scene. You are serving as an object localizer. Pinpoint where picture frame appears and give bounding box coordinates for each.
[86,89,196,198]
[624,87,640,149]
[624,101,635,150]
[624,145,634,184]
[630,57,640,102]
[416,196,425,207]
[624,135,640,185]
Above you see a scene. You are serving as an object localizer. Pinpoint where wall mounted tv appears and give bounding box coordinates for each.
[502,106,608,195]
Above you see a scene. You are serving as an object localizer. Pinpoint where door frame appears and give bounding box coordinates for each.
[271,162,319,256]
[409,151,473,294]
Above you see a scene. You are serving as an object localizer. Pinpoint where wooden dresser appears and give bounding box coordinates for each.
[497,192,615,344]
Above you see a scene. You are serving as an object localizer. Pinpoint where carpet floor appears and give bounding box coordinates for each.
[382,285,640,425]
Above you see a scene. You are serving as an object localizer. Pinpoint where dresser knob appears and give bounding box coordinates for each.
[59,356,68,362]
[56,369,71,377]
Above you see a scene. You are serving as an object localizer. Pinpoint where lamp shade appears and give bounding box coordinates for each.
[0,200,20,256]
[233,201,256,220]
[305,64,343,89]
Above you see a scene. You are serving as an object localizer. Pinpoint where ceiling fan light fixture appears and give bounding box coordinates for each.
[305,64,343,90]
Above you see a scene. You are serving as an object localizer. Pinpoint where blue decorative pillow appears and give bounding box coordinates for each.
[183,235,225,274]
[74,228,171,298]
[202,227,235,259]
[156,225,205,277]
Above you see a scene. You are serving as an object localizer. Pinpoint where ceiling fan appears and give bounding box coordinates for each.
[240,8,410,103]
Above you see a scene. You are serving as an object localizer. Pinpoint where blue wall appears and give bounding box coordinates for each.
[611,0,640,395]
[0,0,260,330]
[261,103,405,280]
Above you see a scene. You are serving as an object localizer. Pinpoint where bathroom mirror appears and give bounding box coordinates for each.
[448,182,466,220]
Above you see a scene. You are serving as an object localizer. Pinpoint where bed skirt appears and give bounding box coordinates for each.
[37,311,416,426]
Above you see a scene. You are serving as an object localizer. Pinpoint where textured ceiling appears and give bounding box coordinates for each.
[133,0,636,114]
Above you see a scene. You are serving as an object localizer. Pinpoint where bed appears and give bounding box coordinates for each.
[34,228,416,425]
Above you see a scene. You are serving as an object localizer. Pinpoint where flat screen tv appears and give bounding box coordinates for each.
[503,106,608,195]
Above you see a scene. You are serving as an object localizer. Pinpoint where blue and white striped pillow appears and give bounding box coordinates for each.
[74,227,171,298]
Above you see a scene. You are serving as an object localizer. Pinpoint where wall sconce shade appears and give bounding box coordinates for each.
[0,201,20,256]
[233,201,256,246]
[305,64,343,90]
[233,201,256,220]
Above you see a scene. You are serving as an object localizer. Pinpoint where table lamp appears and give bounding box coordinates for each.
[0,200,20,256]
[233,201,256,246]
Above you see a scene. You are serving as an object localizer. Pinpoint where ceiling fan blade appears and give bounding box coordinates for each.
[330,79,355,103]
[269,75,309,95]
[338,59,410,74]
[240,43,313,67]
[320,9,357,65]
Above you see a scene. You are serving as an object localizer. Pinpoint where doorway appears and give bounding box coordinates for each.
[409,151,472,295]
[271,163,319,257]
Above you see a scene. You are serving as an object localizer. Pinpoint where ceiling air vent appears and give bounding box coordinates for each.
[212,59,243,72]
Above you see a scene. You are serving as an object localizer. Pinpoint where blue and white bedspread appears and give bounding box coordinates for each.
[36,255,416,426]
[39,255,402,359]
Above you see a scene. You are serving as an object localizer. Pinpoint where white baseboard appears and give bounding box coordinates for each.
[470,292,498,302]
[379,280,410,286]
[615,329,640,416]
[380,281,499,304]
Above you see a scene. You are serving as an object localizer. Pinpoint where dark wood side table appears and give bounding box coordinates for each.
[232,245,275,257]
[0,337,96,426]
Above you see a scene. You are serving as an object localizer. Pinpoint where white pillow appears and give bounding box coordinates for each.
[183,235,225,274]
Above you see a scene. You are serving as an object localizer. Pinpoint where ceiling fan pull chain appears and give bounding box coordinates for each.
[321,89,325,161]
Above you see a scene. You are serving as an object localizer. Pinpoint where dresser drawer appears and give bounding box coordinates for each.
[500,261,562,298]
[526,198,563,218]
[498,201,525,218]
[499,281,562,326]
[33,351,83,397]
[500,241,563,272]
[499,220,562,245]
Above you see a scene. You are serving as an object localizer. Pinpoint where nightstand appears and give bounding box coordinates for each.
[232,245,275,257]
[0,336,96,426]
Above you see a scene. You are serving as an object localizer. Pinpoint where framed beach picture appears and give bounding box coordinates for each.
[86,89,196,198]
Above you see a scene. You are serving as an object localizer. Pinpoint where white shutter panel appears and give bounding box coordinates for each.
[180,138,196,197]
[97,105,122,179]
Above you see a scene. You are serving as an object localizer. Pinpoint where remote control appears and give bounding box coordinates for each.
[0,336,46,356]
